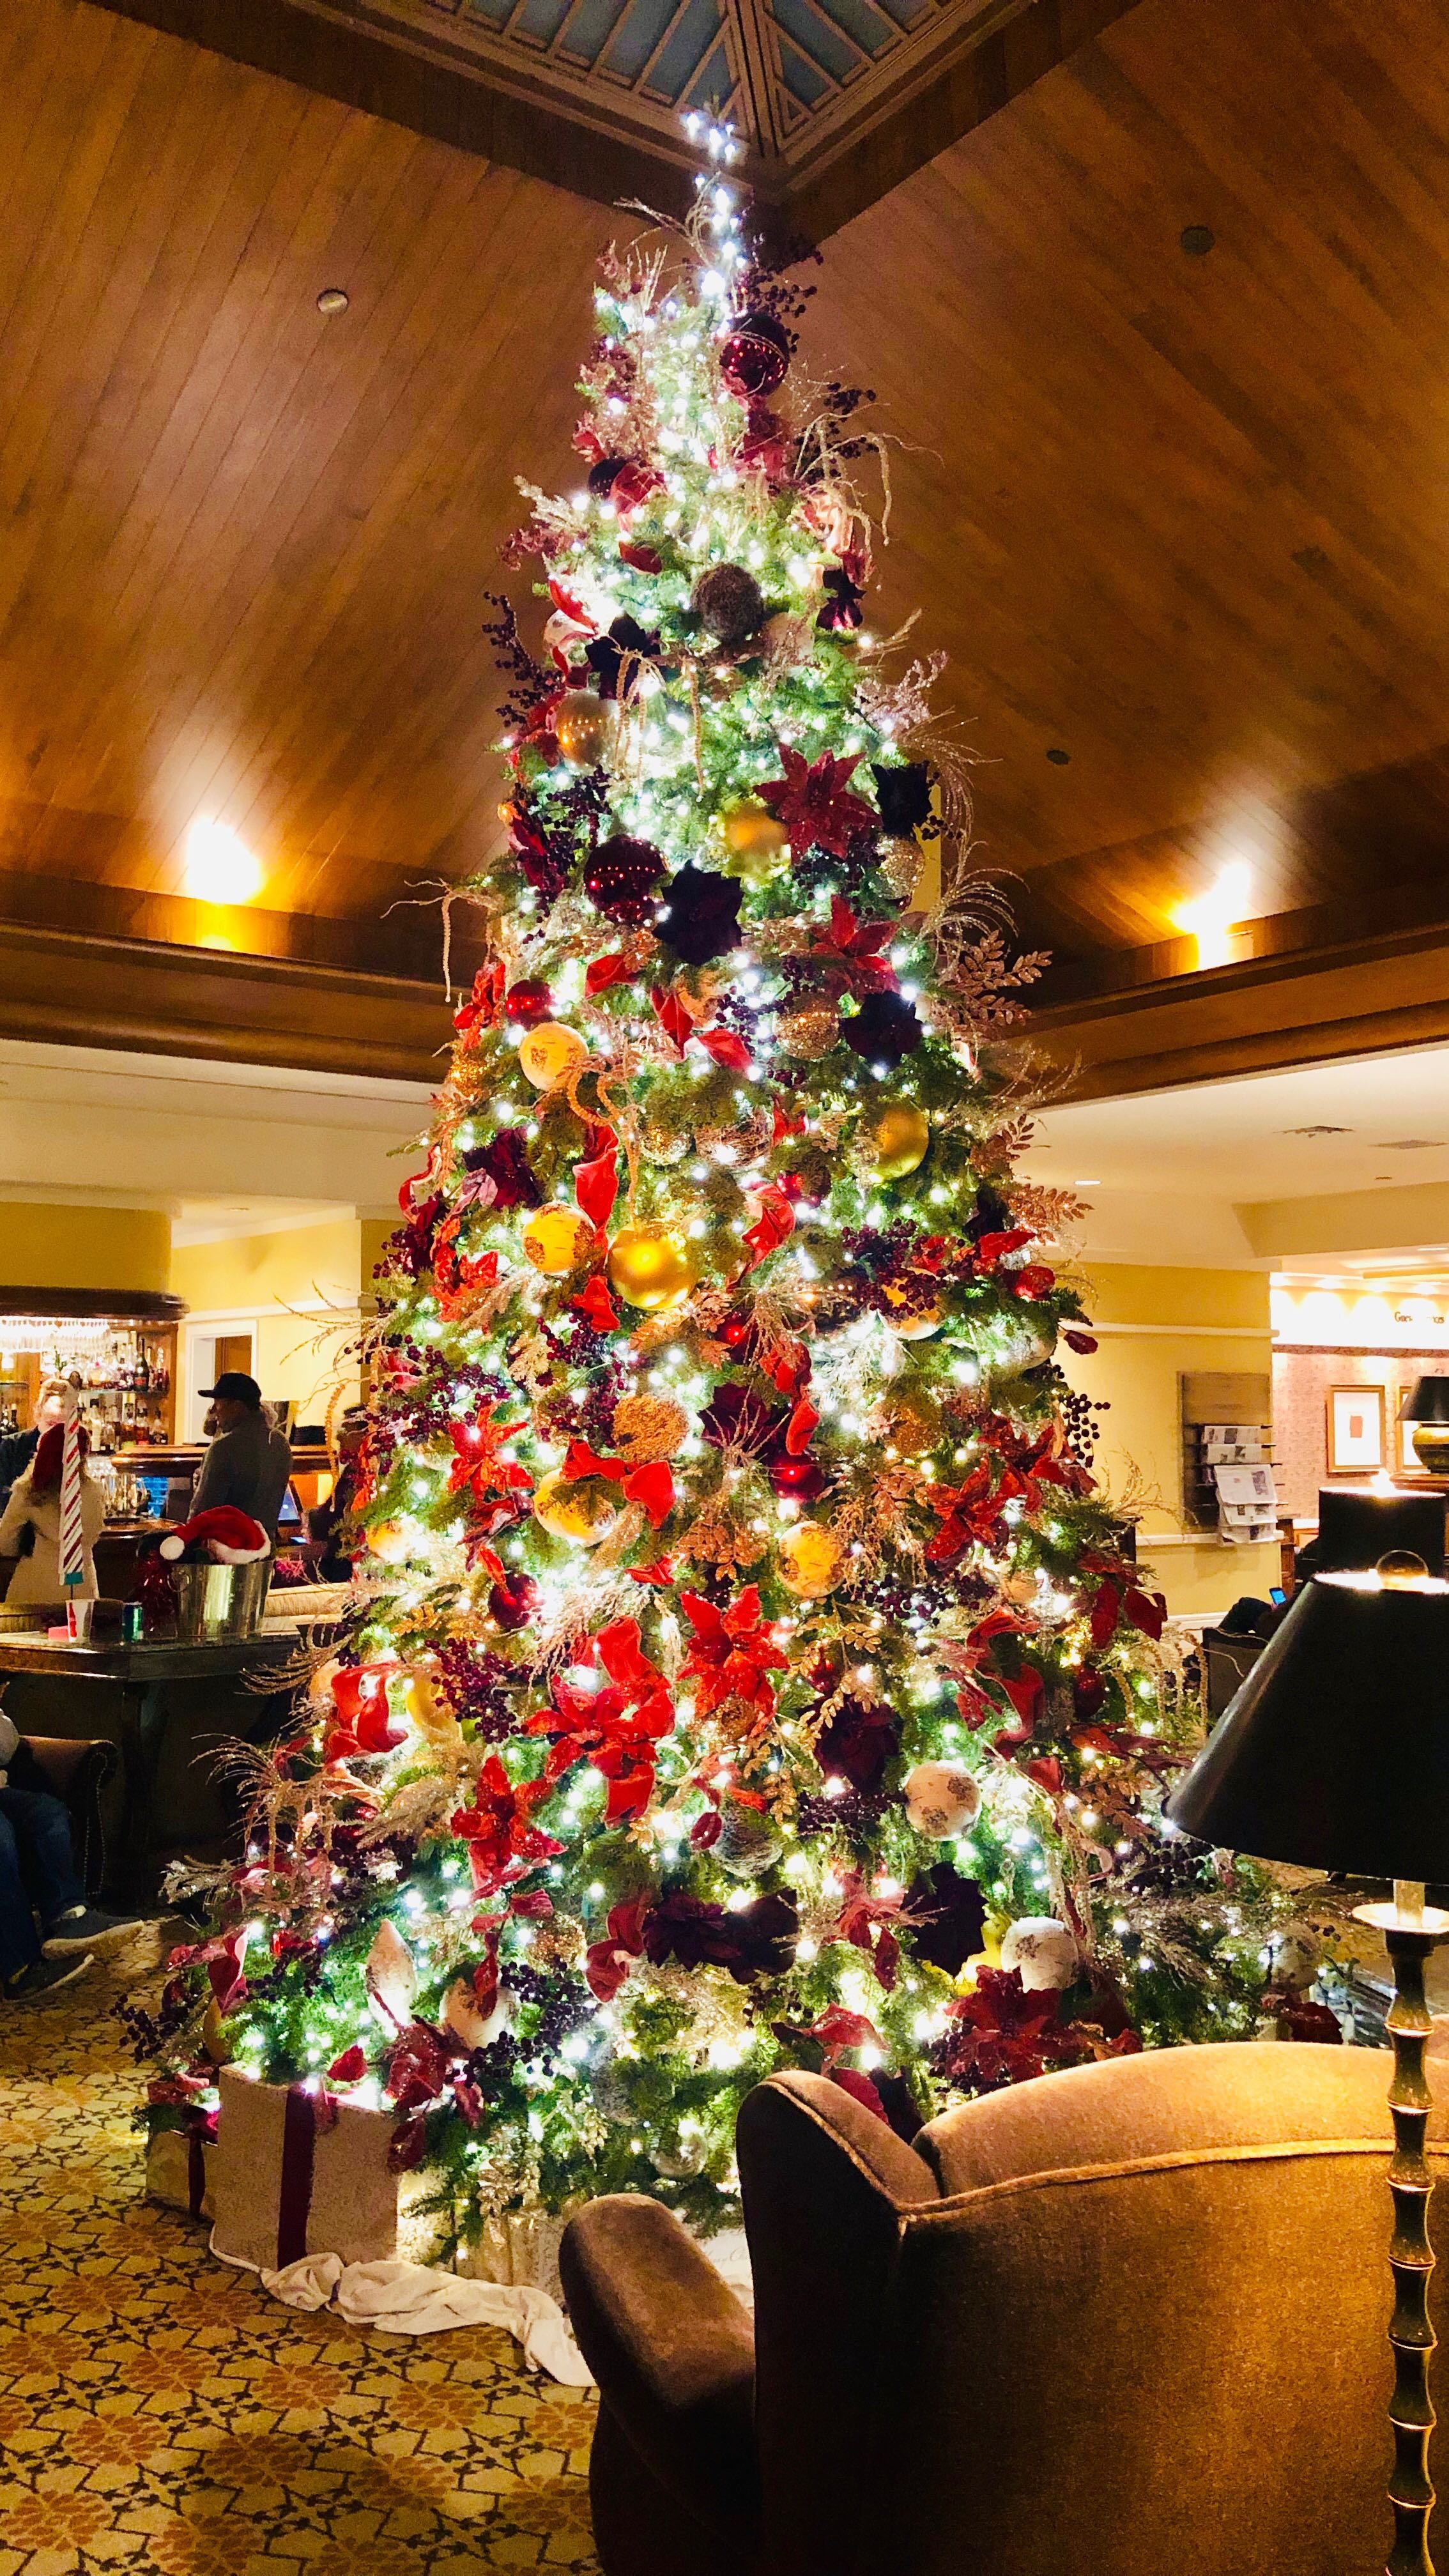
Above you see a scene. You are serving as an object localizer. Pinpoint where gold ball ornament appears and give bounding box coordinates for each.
[533,1471,620,1546]
[877,834,924,902]
[882,1281,943,1340]
[201,1998,236,2066]
[883,1384,940,1458]
[365,1519,411,1564]
[523,1206,593,1274]
[776,1001,839,1060]
[553,688,617,770]
[719,797,790,886]
[778,1519,846,1597]
[607,1223,698,1311]
[868,1101,930,1182]
[518,1021,588,1091]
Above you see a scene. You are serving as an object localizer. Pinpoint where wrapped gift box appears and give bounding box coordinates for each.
[210,2066,401,2274]
[457,2209,568,2304]
[146,2120,215,2222]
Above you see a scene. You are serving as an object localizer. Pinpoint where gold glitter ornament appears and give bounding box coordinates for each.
[523,1206,593,1274]
[612,1392,688,1459]
[878,834,924,901]
[641,1114,690,1166]
[715,1798,785,1878]
[518,1021,588,1090]
[553,688,616,769]
[607,1223,698,1310]
[777,1000,838,1059]
[778,1518,846,1597]
[719,797,790,886]
[533,1471,619,1545]
[883,1384,940,1458]
[868,1101,930,1182]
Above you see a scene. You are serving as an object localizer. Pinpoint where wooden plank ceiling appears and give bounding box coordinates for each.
[4,0,1449,1087]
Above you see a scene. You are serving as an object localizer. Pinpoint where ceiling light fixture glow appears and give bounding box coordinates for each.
[183,819,263,906]
[1174,862,1252,970]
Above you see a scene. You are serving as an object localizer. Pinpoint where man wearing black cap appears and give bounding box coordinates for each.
[190,1372,293,1544]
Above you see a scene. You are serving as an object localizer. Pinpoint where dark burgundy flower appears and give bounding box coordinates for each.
[462,1128,542,1211]
[643,1889,795,1984]
[655,864,742,967]
[814,1694,900,1793]
[845,990,923,1069]
[817,565,864,632]
[903,1864,986,1976]
[700,1382,783,1453]
[871,762,933,835]
[585,615,660,702]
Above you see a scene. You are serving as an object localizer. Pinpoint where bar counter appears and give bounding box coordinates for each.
[0,1627,307,1904]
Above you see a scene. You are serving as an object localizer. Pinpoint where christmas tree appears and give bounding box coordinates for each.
[141,127,1319,2247]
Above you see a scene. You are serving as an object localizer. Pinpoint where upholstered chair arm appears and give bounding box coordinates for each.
[560,2194,760,2548]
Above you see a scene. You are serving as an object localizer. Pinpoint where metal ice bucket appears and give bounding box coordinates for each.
[172,1557,270,1641]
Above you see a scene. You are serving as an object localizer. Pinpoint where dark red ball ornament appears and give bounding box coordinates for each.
[505,978,552,1025]
[720,310,790,402]
[583,834,666,925]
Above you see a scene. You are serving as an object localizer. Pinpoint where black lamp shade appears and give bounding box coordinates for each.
[1165,1572,1449,1880]
[1400,1377,1449,1425]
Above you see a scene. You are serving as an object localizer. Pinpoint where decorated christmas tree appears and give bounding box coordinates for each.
[139,127,1326,2248]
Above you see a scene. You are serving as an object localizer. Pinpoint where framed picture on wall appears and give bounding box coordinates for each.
[1326,1384,1386,1475]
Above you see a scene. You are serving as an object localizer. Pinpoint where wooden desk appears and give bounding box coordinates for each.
[0,1631,301,1904]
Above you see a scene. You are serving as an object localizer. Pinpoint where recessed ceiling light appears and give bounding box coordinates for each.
[1075,1178,1102,1188]
[1284,1124,1352,1136]
[182,818,263,905]
[316,287,349,315]
[1045,747,1071,766]
[1180,225,1215,256]
[1377,1138,1445,1151]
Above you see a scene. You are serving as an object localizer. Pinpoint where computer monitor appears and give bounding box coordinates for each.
[1315,1486,1446,1576]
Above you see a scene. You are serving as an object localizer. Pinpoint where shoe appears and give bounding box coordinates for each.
[5,1954,95,2000]
[43,1906,141,1957]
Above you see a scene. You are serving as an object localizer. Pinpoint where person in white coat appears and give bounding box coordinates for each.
[0,1423,105,1604]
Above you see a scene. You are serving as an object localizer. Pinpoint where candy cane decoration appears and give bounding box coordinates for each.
[57,1386,85,1593]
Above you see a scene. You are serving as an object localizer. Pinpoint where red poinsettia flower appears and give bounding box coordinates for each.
[525,1619,676,1823]
[805,896,899,1001]
[827,1869,911,1993]
[680,1586,788,1722]
[758,746,875,858]
[450,1754,563,1899]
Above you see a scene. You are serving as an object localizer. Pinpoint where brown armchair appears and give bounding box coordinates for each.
[14,1735,119,1896]
[562,2041,1443,2576]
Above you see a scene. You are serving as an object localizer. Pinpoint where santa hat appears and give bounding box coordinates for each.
[160,1507,269,1565]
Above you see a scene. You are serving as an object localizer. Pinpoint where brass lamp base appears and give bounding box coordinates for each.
[1355,1889,1449,2576]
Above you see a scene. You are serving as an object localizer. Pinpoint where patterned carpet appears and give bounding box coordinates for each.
[0,1928,601,2575]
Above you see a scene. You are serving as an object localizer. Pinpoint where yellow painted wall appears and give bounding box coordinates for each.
[0,1201,171,1294]
[171,1220,365,1429]
[1055,1261,1278,1616]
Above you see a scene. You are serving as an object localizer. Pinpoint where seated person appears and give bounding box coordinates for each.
[0,1713,135,2000]
[306,1407,368,1582]
[0,1424,105,1603]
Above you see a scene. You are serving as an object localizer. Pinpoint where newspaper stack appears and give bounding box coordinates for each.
[1202,1425,1277,1544]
